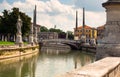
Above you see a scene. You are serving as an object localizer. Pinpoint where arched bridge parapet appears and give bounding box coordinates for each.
[39,39,81,50]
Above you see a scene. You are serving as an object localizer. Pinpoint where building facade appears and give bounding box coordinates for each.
[74,25,97,41]
[38,32,58,40]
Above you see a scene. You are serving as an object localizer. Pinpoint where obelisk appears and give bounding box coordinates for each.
[75,11,78,31]
[74,11,79,40]
[33,5,38,44]
[96,0,120,60]
[16,16,23,46]
[81,8,86,43]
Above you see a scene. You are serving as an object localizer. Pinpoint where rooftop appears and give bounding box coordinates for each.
[97,25,105,29]
[77,25,92,29]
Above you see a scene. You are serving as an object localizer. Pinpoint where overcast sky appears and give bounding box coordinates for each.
[0,0,107,32]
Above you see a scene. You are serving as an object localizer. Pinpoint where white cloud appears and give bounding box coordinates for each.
[0,0,12,11]
[85,11,106,28]
[0,0,106,32]
[0,12,2,16]
[102,0,107,2]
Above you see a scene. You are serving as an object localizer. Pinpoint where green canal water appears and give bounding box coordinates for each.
[0,48,95,77]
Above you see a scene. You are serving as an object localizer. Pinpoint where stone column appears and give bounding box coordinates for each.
[66,32,68,39]
[96,0,120,60]
[0,34,1,41]
[29,24,34,45]
[15,16,23,47]
[4,35,7,41]
[33,26,38,44]
[2,35,4,41]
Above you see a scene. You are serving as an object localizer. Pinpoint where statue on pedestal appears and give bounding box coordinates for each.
[16,16,23,46]
[16,16,22,34]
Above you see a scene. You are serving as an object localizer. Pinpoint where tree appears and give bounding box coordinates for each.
[67,31,74,40]
[49,28,66,38]
[58,32,66,38]
[0,7,31,41]
[40,26,48,32]
[19,12,31,36]
[0,10,10,34]
[39,26,74,39]
[49,28,63,33]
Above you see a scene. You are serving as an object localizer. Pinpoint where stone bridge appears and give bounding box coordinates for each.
[39,39,82,50]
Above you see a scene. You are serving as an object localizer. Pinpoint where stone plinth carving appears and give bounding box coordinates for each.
[33,26,38,44]
[96,0,120,60]
[16,16,23,46]
[29,24,34,45]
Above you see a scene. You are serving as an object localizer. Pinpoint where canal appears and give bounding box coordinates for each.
[0,48,95,77]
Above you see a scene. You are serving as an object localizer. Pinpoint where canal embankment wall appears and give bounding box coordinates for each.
[0,51,38,72]
[56,57,120,77]
[0,45,39,60]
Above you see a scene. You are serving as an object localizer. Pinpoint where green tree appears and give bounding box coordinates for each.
[0,7,31,41]
[49,28,63,33]
[40,26,48,32]
[19,12,31,36]
[0,10,10,34]
[49,28,66,38]
[58,32,66,38]
[67,31,74,40]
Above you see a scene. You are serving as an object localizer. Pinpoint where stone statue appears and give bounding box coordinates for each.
[16,16,23,46]
[16,16,22,34]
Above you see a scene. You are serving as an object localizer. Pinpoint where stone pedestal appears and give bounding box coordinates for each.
[33,27,38,44]
[96,0,120,60]
[16,33,23,46]
[33,37,38,44]
[29,34,34,45]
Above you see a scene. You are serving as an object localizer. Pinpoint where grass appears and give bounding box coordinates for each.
[0,41,15,45]
[0,41,28,45]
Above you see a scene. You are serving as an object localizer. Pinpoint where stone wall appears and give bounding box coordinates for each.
[56,57,120,77]
[0,45,39,60]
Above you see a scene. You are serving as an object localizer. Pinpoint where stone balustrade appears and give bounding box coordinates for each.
[56,57,120,77]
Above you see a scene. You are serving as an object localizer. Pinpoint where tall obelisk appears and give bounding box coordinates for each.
[81,8,86,42]
[96,0,120,60]
[82,8,85,35]
[75,11,78,31]
[74,11,79,40]
[33,5,38,44]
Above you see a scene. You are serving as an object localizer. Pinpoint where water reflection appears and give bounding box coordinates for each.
[41,46,71,54]
[0,48,95,77]
[36,48,95,77]
[0,54,38,77]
